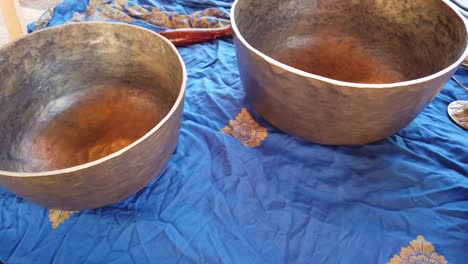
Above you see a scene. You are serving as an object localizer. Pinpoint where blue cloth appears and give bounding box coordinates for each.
[2,0,468,263]
[27,0,231,34]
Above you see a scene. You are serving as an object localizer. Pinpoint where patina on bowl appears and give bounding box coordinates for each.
[0,22,186,210]
[232,0,468,145]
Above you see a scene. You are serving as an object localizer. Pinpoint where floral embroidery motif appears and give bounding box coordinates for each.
[222,108,268,147]
[388,236,448,264]
[48,209,77,229]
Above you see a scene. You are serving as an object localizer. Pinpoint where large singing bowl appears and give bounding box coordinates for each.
[0,23,186,210]
[232,0,468,145]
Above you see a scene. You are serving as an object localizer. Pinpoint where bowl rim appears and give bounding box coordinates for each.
[231,0,468,89]
[0,22,187,177]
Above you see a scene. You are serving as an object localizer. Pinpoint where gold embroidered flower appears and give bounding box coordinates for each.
[388,236,447,264]
[222,108,268,147]
[49,209,77,229]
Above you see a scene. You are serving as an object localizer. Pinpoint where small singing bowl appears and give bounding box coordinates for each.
[0,23,186,210]
[232,0,468,145]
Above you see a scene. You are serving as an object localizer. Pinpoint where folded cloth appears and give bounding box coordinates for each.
[28,0,231,33]
[450,0,468,17]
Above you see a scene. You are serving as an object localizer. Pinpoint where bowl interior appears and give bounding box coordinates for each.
[234,0,467,84]
[0,23,184,173]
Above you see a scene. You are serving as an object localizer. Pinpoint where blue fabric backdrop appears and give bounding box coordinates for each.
[1,0,467,263]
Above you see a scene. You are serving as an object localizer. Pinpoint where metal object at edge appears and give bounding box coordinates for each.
[448,100,468,130]
[231,0,468,145]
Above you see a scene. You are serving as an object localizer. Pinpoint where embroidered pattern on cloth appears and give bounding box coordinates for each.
[33,0,230,31]
[388,236,448,264]
[222,108,268,147]
[49,209,77,229]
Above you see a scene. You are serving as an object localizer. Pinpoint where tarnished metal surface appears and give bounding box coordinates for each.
[232,0,468,145]
[448,101,468,129]
[0,22,186,210]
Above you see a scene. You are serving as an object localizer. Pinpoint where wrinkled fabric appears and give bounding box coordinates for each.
[1,0,467,263]
[27,0,231,33]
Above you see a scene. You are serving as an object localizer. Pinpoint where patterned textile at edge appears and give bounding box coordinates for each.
[28,0,230,33]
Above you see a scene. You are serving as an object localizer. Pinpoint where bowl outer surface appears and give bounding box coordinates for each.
[231,0,468,145]
[0,22,187,210]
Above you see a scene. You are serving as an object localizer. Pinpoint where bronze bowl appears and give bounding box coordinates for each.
[232,0,468,145]
[0,23,186,210]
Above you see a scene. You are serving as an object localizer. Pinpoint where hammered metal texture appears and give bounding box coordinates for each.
[232,0,468,145]
[0,23,186,210]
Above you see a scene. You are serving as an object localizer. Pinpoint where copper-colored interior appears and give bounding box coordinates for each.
[25,83,162,171]
[235,0,467,84]
[273,35,406,83]
[0,23,186,210]
[0,24,182,173]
